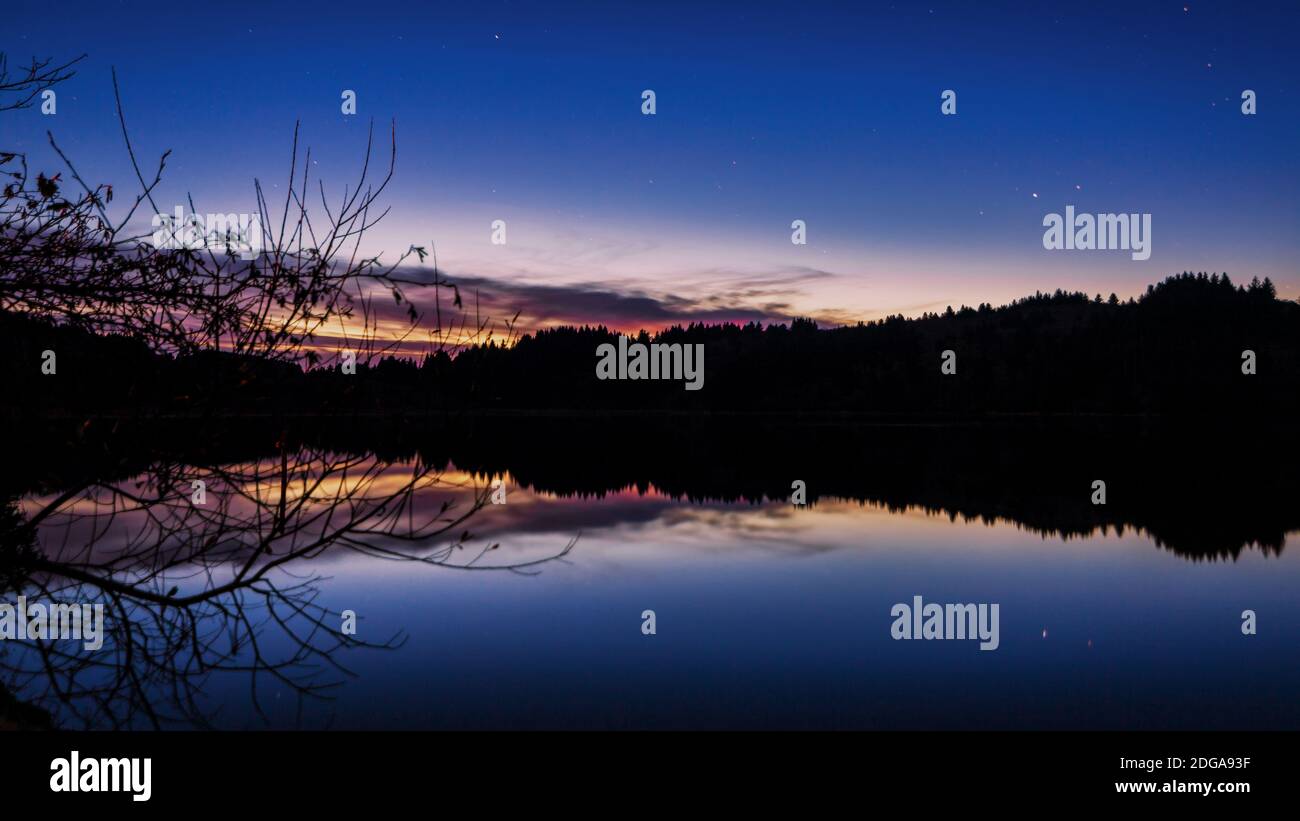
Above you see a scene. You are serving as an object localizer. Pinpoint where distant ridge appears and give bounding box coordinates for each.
[4,273,1296,417]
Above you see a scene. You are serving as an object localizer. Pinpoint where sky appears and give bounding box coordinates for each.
[4,0,1299,341]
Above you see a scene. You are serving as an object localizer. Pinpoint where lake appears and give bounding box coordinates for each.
[3,416,1297,729]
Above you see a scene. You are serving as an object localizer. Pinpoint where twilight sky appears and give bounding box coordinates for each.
[5,0,1299,339]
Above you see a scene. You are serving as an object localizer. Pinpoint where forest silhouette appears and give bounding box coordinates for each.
[4,271,1296,418]
[5,412,1295,564]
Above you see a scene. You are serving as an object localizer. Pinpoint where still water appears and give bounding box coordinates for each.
[9,441,1295,731]
[276,478,1300,730]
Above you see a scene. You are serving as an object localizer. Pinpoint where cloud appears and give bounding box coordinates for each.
[385,265,853,336]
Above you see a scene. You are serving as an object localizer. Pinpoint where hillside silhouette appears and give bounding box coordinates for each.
[2,272,1296,418]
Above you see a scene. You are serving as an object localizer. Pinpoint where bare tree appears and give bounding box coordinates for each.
[0,58,569,727]
[2,442,574,729]
[0,53,83,112]
[2,58,465,368]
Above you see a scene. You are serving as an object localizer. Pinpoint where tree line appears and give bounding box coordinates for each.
[5,271,1295,417]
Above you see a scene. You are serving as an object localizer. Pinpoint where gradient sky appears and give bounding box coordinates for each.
[5,0,1299,338]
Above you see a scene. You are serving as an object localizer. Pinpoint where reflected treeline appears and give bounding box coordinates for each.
[395,415,1298,562]
[2,415,1292,727]
[0,426,572,729]
[7,415,1295,563]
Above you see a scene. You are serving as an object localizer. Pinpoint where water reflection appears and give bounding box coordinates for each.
[1,441,572,729]
[2,417,1296,729]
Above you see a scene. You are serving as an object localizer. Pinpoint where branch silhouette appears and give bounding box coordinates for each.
[2,443,574,729]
